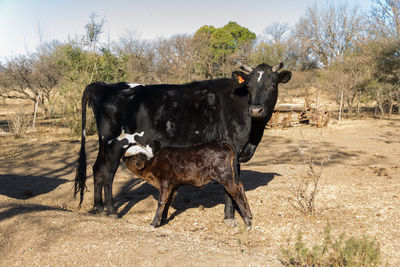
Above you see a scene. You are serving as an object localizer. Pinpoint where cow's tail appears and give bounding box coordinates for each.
[74,85,91,206]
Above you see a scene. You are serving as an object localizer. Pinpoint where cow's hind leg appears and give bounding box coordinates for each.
[103,142,125,217]
[92,147,106,214]
[92,143,122,217]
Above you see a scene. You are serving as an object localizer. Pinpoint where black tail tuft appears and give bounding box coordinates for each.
[74,85,91,206]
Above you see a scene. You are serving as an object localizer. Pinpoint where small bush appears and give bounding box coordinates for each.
[8,111,31,138]
[280,224,381,266]
[285,135,330,216]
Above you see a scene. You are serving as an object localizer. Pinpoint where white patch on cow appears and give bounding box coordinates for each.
[116,129,144,143]
[82,129,86,137]
[207,93,216,105]
[257,71,264,82]
[195,130,199,134]
[107,128,153,159]
[166,121,175,136]
[125,144,153,159]
[107,129,144,145]
[128,83,143,88]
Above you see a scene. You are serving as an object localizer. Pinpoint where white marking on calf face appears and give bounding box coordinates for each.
[125,144,153,159]
[257,71,264,82]
[128,83,143,88]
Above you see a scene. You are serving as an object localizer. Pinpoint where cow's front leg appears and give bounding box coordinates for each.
[224,192,235,222]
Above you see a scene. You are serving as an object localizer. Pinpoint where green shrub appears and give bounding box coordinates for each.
[280,224,381,266]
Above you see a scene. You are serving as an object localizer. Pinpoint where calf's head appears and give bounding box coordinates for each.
[233,63,292,119]
[126,153,148,171]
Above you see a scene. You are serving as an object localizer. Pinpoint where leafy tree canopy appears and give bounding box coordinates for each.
[195,21,256,62]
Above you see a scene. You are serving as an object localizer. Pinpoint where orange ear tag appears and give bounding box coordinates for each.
[238,76,245,84]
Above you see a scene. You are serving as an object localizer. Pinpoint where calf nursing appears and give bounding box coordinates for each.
[123,142,252,227]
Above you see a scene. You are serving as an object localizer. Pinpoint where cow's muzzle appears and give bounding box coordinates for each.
[249,105,265,118]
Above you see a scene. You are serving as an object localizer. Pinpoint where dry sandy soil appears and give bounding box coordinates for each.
[0,110,399,266]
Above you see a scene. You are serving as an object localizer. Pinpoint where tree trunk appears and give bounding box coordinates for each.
[32,95,39,129]
[378,101,385,114]
[346,96,353,117]
[338,91,344,121]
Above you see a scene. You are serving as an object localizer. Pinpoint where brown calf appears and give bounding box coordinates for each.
[123,141,252,228]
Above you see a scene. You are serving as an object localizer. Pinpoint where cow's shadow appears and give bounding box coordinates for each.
[114,170,278,222]
[0,174,68,200]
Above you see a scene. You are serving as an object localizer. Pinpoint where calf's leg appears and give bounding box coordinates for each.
[151,182,174,227]
[221,181,252,228]
[223,163,241,223]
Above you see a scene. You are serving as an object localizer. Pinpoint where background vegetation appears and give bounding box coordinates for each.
[1,1,399,133]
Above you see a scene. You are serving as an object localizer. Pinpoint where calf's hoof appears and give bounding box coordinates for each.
[224,218,238,227]
[244,218,252,230]
[150,219,161,228]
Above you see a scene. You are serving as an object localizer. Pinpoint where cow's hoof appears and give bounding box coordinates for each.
[106,213,119,219]
[224,218,238,227]
[90,207,105,216]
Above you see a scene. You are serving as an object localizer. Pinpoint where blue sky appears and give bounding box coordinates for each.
[0,0,372,59]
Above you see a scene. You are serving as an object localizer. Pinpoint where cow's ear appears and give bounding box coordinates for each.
[278,70,292,84]
[232,71,248,85]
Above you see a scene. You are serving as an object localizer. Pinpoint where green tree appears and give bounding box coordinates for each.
[194,22,256,68]
[365,39,400,114]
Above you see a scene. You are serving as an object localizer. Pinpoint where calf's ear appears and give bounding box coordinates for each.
[278,70,292,84]
[135,160,146,170]
[232,71,248,85]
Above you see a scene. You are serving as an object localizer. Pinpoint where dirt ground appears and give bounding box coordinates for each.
[1,112,399,266]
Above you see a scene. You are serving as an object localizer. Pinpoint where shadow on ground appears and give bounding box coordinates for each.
[246,135,360,167]
[114,170,278,221]
[0,203,70,221]
[0,174,68,200]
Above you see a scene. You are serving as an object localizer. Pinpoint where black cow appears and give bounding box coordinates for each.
[74,63,291,222]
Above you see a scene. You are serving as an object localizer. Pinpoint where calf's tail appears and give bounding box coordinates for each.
[74,85,91,206]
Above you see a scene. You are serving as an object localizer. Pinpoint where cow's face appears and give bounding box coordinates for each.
[234,63,291,119]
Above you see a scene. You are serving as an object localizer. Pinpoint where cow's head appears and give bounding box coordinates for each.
[233,62,292,119]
